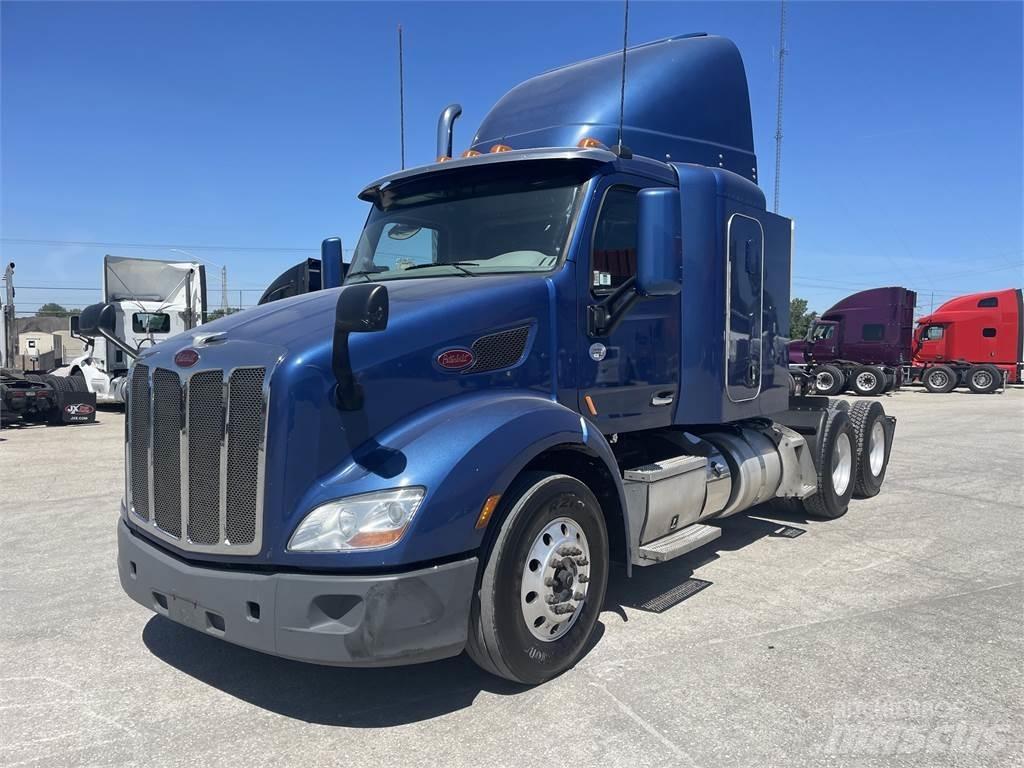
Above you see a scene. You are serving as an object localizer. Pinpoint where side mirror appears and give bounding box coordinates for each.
[77,302,117,337]
[635,188,682,297]
[333,284,389,410]
[77,301,138,360]
[321,237,345,289]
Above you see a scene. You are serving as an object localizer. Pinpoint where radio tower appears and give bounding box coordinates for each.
[773,0,787,214]
[221,265,229,312]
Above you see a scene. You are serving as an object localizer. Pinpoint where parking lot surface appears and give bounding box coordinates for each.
[2,389,1022,768]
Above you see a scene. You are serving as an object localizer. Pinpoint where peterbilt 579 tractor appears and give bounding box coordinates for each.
[79,34,896,684]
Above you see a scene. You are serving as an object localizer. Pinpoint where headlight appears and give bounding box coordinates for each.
[288,487,425,552]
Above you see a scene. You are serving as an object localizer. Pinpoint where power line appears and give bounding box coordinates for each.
[1,237,322,253]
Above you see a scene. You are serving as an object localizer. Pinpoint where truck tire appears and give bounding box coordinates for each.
[850,366,886,396]
[42,374,71,393]
[68,371,89,393]
[813,365,846,396]
[801,408,856,519]
[922,365,956,393]
[467,472,609,685]
[965,364,1000,394]
[883,371,897,393]
[849,401,889,498]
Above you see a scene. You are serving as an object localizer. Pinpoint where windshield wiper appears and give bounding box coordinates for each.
[345,270,376,282]
[401,261,479,277]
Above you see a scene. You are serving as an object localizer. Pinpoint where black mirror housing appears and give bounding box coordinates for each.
[77,302,117,337]
[333,284,389,410]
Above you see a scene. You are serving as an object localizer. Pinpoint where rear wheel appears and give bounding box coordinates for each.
[850,365,886,396]
[68,371,90,393]
[965,364,1000,394]
[922,365,956,393]
[849,401,890,497]
[801,408,856,519]
[813,365,846,396]
[467,472,609,684]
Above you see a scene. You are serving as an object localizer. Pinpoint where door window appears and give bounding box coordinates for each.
[811,324,835,341]
[591,187,638,292]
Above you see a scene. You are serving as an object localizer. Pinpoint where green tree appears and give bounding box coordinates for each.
[37,302,80,318]
[790,298,817,339]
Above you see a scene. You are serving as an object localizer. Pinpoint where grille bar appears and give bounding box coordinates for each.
[126,363,266,555]
[128,364,151,520]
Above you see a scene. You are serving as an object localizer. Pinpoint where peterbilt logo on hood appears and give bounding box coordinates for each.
[174,348,200,368]
[436,348,474,370]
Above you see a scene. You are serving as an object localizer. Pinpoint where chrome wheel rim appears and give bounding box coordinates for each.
[972,371,992,388]
[521,516,591,642]
[832,433,853,496]
[929,371,948,388]
[856,372,877,391]
[868,421,886,476]
[816,372,835,391]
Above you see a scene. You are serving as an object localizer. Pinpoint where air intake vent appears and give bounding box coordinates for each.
[466,325,531,373]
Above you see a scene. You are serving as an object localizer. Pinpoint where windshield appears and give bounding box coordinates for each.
[348,170,586,281]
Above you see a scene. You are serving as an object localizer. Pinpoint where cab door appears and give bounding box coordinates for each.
[807,320,839,361]
[577,182,680,433]
[916,324,948,362]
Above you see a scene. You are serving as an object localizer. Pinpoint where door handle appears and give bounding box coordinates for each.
[651,392,674,407]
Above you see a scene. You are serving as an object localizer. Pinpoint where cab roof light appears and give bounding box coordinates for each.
[436,155,452,163]
[461,149,482,158]
[577,137,607,149]
[489,144,512,153]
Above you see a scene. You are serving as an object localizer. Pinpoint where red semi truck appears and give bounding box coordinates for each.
[913,288,1023,393]
[790,287,1023,395]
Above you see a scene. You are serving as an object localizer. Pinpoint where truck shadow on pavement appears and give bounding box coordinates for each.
[142,616,606,726]
[142,502,821,725]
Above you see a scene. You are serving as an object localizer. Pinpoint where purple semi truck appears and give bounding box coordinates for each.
[789,287,917,396]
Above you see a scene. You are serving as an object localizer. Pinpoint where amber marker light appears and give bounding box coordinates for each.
[436,155,452,163]
[489,144,512,153]
[476,494,502,529]
[461,149,482,158]
[584,395,598,416]
[577,137,606,149]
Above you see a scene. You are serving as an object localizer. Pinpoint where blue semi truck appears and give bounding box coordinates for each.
[78,34,896,684]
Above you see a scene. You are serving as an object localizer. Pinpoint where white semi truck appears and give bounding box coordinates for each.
[55,255,206,403]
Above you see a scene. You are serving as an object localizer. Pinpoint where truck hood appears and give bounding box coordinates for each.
[154,274,557,537]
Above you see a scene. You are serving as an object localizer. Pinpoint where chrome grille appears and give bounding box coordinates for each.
[225,368,265,545]
[187,371,223,545]
[128,364,151,520]
[126,363,266,555]
[152,369,183,537]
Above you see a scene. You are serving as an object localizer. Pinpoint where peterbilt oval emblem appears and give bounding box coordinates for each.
[437,348,474,370]
[174,348,200,368]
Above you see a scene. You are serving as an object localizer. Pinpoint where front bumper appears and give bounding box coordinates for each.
[117,521,477,667]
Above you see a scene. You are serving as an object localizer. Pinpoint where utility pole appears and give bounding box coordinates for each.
[221,265,229,314]
[773,0,787,214]
[398,24,406,170]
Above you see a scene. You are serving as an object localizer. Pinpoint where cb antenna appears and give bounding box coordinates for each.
[614,0,632,158]
[773,0,787,213]
[398,24,406,170]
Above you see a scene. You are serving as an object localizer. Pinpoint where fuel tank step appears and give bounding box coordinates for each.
[637,523,722,565]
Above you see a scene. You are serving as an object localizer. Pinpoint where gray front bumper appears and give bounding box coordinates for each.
[117,521,477,667]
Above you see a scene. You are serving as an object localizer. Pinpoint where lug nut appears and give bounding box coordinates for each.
[577,574,589,584]
[573,591,585,601]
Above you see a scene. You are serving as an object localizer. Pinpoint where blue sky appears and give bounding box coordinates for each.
[2,1,1021,318]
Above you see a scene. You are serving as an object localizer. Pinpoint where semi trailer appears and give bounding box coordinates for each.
[791,286,1022,395]
[82,33,897,684]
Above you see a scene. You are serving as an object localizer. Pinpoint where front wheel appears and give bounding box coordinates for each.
[467,472,609,684]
